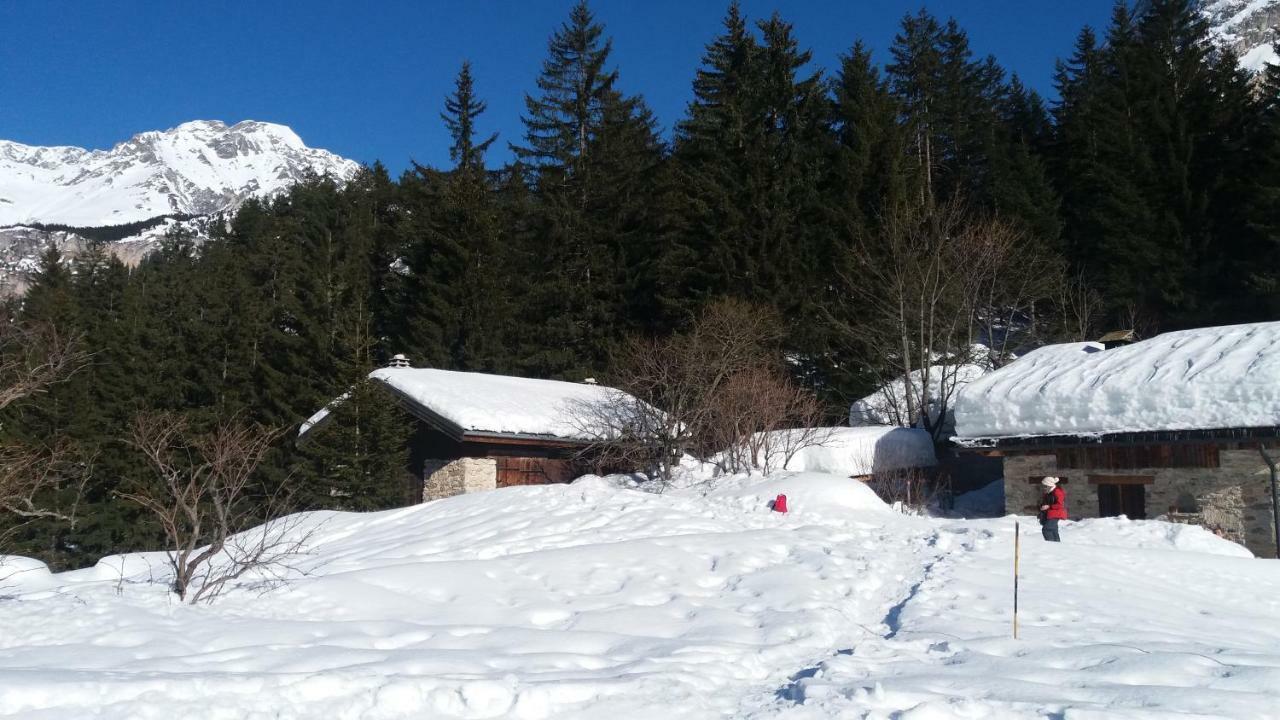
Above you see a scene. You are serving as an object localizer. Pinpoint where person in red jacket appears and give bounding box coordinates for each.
[1038,476,1067,542]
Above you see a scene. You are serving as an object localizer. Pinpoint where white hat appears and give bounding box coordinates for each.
[1041,476,1060,488]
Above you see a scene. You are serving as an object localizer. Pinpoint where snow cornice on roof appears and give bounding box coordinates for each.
[956,424,1280,452]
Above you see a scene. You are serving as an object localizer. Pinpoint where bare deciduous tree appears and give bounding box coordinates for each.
[866,466,946,513]
[120,412,311,603]
[0,323,89,549]
[0,323,86,411]
[1057,271,1105,342]
[0,442,89,540]
[834,199,1065,442]
[571,299,830,484]
[708,364,830,475]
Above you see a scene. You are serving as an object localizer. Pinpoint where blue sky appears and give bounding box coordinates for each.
[0,1,1114,174]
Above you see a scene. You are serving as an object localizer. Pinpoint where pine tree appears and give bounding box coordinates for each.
[669,7,834,387]
[443,61,498,174]
[513,0,662,379]
[437,62,513,371]
[297,303,411,511]
[1051,0,1256,327]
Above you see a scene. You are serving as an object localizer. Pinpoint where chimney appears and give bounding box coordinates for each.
[389,353,411,369]
[1096,330,1137,351]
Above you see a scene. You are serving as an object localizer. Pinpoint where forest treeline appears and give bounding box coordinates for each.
[5,0,1280,567]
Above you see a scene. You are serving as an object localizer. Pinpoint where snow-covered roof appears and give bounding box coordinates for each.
[757,426,937,477]
[954,322,1280,441]
[370,367,626,442]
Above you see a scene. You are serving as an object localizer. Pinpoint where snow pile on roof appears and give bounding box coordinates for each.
[954,322,1280,440]
[2,478,1278,718]
[371,366,626,440]
[849,345,993,431]
[745,426,937,477]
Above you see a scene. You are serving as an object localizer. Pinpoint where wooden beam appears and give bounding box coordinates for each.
[1087,474,1154,485]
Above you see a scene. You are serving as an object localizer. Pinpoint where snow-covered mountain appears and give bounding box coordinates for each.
[0,120,359,228]
[0,120,359,293]
[1205,0,1280,72]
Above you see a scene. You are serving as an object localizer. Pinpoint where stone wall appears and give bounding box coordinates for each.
[423,457,497,501]
[1003,448,1277,557]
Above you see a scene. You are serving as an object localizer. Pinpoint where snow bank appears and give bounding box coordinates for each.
[948,479,1005,518]
[708,471,891,516]
[1066,516,1255,558]
[750,426,936,477]
[370,367,628,440]
[0,556,53,592]
[954,322,1280,439]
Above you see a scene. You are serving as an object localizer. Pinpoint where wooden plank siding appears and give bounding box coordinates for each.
[495,457,576,488]
[1054,444,1219,470]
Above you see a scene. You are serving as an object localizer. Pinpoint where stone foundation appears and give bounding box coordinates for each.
[423,457,497,501]
[1004,449,1277,557]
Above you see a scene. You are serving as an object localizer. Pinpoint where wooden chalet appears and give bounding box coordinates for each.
[301,357,630,501]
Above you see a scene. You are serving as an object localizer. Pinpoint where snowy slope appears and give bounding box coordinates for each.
[1205,0,1280,71]
[954,322,1280,440]
[2,473,1278,719]
[0,120,359,227]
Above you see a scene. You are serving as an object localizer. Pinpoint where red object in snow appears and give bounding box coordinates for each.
[773,494,788,513]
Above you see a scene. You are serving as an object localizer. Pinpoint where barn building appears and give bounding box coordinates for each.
[953,322,1280,557]
[301,358,631,501]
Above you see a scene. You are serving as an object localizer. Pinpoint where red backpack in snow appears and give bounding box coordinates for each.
[772,494,788,513]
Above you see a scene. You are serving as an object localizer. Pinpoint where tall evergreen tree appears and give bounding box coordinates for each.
[513,0,662,379]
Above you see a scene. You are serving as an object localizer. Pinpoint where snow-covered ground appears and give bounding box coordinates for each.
[1,473,1278,719]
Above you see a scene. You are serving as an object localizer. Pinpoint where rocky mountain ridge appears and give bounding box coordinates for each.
[1204,0,1280,71]
[0,120,359,293]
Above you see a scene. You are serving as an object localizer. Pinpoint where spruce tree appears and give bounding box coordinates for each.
[513,0,662,379]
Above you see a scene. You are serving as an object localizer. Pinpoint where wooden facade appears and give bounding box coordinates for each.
[405,419,587,501]
[1053,444,1219,471]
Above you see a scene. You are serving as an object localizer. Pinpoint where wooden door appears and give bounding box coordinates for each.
[495,457,574,488]
[1097,483,1146,519]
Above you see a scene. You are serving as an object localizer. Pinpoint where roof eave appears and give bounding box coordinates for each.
[956,424,1280,451]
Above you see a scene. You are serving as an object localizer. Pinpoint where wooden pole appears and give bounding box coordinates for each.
[1013,520,1020,640]
[1260,447,1280,559]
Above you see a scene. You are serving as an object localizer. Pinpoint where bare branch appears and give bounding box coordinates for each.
[120,412,302,603]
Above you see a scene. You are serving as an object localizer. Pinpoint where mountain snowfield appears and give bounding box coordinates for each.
[1,473,1277,719]
[0,119,358,227]
[1205,0,1280,71]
